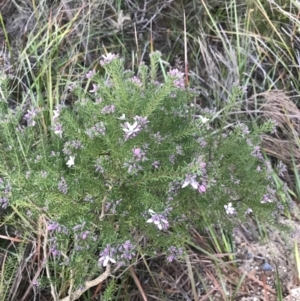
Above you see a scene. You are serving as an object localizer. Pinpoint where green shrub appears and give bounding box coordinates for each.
[0,51,285,297]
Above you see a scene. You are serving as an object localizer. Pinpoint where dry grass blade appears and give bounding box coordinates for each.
[129,266,149,301]
[247,90,300,172]
[185,253,198,301]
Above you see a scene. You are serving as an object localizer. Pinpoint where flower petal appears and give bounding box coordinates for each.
[148,209,155,215]
[191,180,199,189]
[182,181,189,188]
[103,256,109,267]
[109,257,116,264]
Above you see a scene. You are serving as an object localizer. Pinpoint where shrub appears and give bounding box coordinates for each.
[0,51,285,298]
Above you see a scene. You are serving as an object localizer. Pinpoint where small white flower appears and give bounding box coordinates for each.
[102,255,116,267]
[182,174,199,189]
[117,114,126,120]
[245,208,253,215]
[146,209,169,230]
[121,121,140,137]
[148,209,156,215]
[199,116,209,123]
[53,109,60,120]
[66,156,75,168]
[54,123,63,138]
[224,202,236,215]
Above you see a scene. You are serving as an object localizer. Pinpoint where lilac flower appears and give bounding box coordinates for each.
[84,195,94,203]
[261,195,272,203]
[50,245,61,256]
[54,123,63,138]
[132,148,148,162]
[106,199,122,214]
[98,245,117,267]
[34,155,42,163]
[169,154,175,164]
[149,50,162,58]
[103,79,112,87]
[123,161,143,174]
[143,143,150,150]
[199,161,207,173]
[80,231,90,240]
[0,178,11,209]
[100,53,119,66]
[47,221,68,234]
[182,174,199,189]
[32,279,39,287]
[124,147,148,174]
[101,105,115,114]
[246,138,253,146]
[121,116,148,140]
[167,68,185,89]
[196,137,207,148]
[95,158,105,173]
[86,69,96,79]
[53,108,60,121]
[176,145,183,155]
[58,177,68,194]
[152,161,160,169]
[224,202,236,215]
[130,76,142,86]
[47,221,60,231]
[198,184,206,193]
[86,122,106,138]
[24,108,38,127]
[237,122,250,136]
[63,140,84,155]
[151,132,164,144]
[50,151,60,157]
[270,119,278,134]
[48,236,62,257]
[41,171,48,178]
[0,197,9,209]
[66,156,75,168]
[68,84,77,92]
[167,246,183,262]
[133,115,149,127]
[73,222,86,232]
[118,240,136,261]
[167,181,181,201]
[277,161,287,177]
[146,209,169,230]
[89,84,99,93]
[121,121,140,140]
[251,146,263,160]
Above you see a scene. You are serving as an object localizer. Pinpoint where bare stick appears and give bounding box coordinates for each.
[59,264,111,301]
[42,215,59,301]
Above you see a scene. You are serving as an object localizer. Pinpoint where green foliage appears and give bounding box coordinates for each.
[0,52,285,295]
[102,278,117,301]
[0,244,26,301]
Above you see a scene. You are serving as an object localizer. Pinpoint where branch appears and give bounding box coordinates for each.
[59,264,111,301]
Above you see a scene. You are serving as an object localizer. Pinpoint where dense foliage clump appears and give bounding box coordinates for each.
[0,52,285,295]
